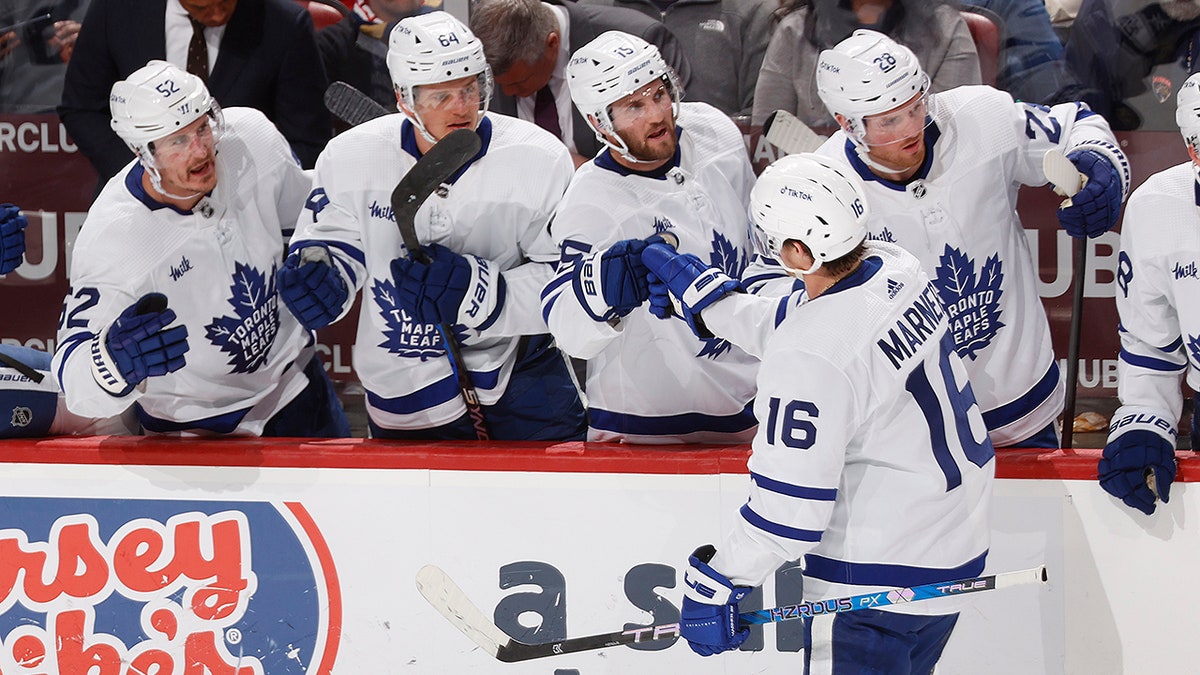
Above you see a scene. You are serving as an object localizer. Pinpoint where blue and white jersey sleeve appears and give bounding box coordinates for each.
[1107,163,1197,444]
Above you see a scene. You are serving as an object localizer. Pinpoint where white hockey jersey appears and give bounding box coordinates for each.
[1108,162,1200,445]
[541,102,761,443]
[288,115,572,430]
[53,108,316,436]
[817,85,1129,446]
[708,243,995,613]
[1,346,135,437]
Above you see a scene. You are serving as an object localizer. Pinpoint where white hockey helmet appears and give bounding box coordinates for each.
[750,153,869,275]
[566,31,683,158]
[816,30,932,146]
[110,60,221,160]
[1177,72,1200,154]
[387,12,492,141]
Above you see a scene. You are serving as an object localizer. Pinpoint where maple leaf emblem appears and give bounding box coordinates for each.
[371,278,450,359]
[696,231,747,360]
[204,262,280,374]
[933,245,1005,361]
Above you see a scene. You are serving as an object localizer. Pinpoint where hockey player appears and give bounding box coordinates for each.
[0,203,25,275]
[1098,72,1200,516]
[540,31,768,444]
[642,153,994,671]
[280,13,585,440]
[53,61,349,437]
[813,30,1131,448]
[1,345,136,438]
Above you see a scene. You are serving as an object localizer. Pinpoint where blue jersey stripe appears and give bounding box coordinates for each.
[139,405,250,434]
[751,472,837,501]
[804,550,987,588]
[982,360,1060,430]
[588,402,756,436]
[1119,349,1187,372]
[367,365,503,415]
[740,504,822,542]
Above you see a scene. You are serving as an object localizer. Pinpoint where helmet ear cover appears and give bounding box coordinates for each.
[749,153,870,274]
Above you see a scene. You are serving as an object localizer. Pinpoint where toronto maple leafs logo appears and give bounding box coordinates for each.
[933,245,1005,361]
[205,263,280,374]
[372,277,448,359]
[696,231,747,360]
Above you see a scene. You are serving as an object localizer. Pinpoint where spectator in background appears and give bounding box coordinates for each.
[1064,0,1200,130]
[317,0,437,117]
[751,0,980,128]
[960,0,1081,105]
[470,0,692,167]
[0,0,87,114]
[58,0,331,194]
[573,0,775,117]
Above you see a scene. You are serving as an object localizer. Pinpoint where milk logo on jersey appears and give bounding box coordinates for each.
[372,277,448,359]
[652,216,674,236]
[205,263,280,374]
[868,227,896,244]
[933,245,1004,361]
[697,231,745,359]
[0,497,339,674]
[1173,260,1198,280]
[368,199,395,223]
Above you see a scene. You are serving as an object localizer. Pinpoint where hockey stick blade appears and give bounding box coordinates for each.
[1043,150,1086,205]
[762,109,827,154]
[324,81,390,127]
[417,564,1048,663]
[390,128,482,262]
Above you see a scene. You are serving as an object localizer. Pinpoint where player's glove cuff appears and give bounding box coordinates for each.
[1067,139,1131,200]
[457,254,506,330]
[89,324,136,397]
[1105,407,1177,446]
[571,249,620,323]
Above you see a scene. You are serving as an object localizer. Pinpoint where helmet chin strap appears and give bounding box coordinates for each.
[142,159,204,202]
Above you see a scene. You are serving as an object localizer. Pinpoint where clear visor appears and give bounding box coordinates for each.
[413,73,491,115]
[750,221,780,260]
[146,104,224,166]
[607,76,678,130]
[858,91,935,148]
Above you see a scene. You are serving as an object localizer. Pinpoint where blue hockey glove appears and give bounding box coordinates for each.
[1057,149,1123,239]
[1099,429,1176,515]
[277,245,349,330]
[681,544,751,657]
[90,293,189,396]
[0,203,28,275]
[641,243,742,338]
[571,237,669,322]
[391,243,503,329]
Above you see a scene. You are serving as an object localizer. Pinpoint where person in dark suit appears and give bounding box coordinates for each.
[470,0,692,167]
[58,0,331,191]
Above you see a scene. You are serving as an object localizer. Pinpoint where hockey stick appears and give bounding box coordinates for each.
[324,81,390,127]
[1043,150,1087,450]
[390,128,489,439]
[762,109,828,155]
[416,563,1048,663]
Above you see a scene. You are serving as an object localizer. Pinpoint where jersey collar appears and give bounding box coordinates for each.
[843,121,942,192]
[594,126,683,179]
[819,254,883,298]
[400,116,492,184]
